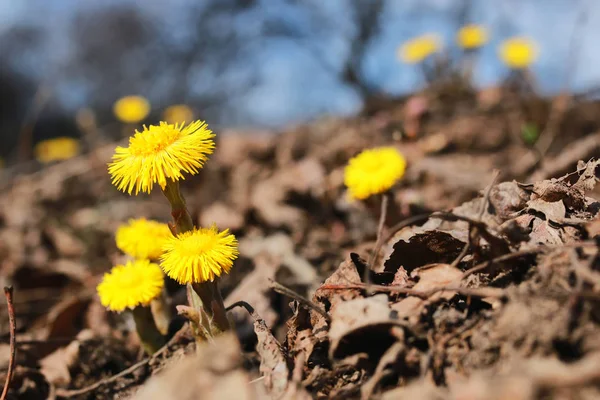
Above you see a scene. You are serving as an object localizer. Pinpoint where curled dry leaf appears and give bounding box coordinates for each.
[250,158,325,229]
[384,231,465,274]
[252,308,290,398]
[489,181,530,219]
[328,294,399,360]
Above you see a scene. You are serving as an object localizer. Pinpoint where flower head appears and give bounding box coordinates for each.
[499,37,538,69]
[163,104,194,125]
[160,225,239,284]
[34,137,80,164]
[113,95,150,123]
[344,147,406,200]
[108,120,215,195]
[457,24,488,49]
[116,218,172,260]
[398,34,441,64]
[97,260,164,312]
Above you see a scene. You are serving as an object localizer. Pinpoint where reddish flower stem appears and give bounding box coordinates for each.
[1,287,16,400]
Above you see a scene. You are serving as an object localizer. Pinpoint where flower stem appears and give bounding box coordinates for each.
[161,180,194,234]
[192,281,230,334]
[161,179,230,336]
[131,306,165,355]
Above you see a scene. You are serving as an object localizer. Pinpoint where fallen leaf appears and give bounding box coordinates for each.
[132,333,260,400]
[40,330,94,386]
[329,294,398,359]
[392,264,462,323]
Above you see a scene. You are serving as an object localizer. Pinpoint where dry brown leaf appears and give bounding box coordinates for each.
[132,333,261,400]
[251,307,290,398]
[489,181,530,219]
[40,330,94,386]
[526,198,566,222]
[250,158,325,229]
[384,231,465,274]
[328,294,398,360]
[238,233,317,285]
[199,202,245,231]
[392,264,462,323]
[314,257,363,310]
[43,225,86,257]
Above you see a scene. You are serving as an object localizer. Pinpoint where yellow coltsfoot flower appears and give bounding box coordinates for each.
[97,259,164,312]
[160,225,239,284]
[113,95,150,123]
[34,137,80,164]
[108,120,215,195]
[344,147,406,200]
[398,34,441,64]
[163,104,194,125]
[116,218,172,260]
[499,37,538,69]
[457,24,488,50]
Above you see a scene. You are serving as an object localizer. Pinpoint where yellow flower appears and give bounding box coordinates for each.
[34,137,80,164]
[398,34,441,64]
[116,218,172,259]
[457,24,488,49]
[160,225,239,284]
[108,120,215,195]
[97,260,164,312]
[113,95,151,123]
[344,147,406,200]
[499,37,538,69]
[163,104,194,125]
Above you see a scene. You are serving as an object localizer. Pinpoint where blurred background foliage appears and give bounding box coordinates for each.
[0,0,598,161]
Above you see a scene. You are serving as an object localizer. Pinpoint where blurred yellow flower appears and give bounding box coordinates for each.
[97,259,164,312]
[34,137,80,164]
[163,104,194,125]
[116,218,172,260]
[344,147,406,200]
[457,24,488,49]
[108,120,215,195]
[113,95,150,123]
[499,37,538,69]
[160,225,239,284]
[398,34,441,64]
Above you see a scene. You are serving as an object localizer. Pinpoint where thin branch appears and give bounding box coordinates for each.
[318,282,505,300]
[383,213,431,244]
[269,280,330,322]
[461,241,597,280]
[0,288,16,400]
[366,193,390,285]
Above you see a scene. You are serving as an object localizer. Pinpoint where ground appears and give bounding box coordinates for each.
[0,84,599,399]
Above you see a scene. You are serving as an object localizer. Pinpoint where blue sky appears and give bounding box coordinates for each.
[0,0,599,128]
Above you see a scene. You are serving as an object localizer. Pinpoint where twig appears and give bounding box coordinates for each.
[365,193,390,285]
[269,280,330,322]
[0,288,16,400]
[318,282,505,299]
[461,241,597,280]
[55,325,187,397]
[383,213,431,244]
